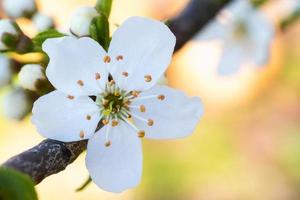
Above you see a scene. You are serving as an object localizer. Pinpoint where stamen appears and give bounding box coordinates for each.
[102,98,109,106]
[144,75,152,82]
[86,115,91,120]
[139,105,146,112]
[95,73,101,80]
[77,80,84,87]
[67,95,74,100]
[104,124,111,147]
[158,95,165,100]
[138,130,145,138]
[79,130,85,138]
[102,119,109,125]
[116,55,123,61]
[131,91,141,98]
[133,95,158,101]
[111,120,118,127]
[105,141,111,147]
[131,113,149,123]
[103,55,111,63]
[124,118,145,138]
[122,72,129,77]
[147,119,154,126]
[108,80,115,87]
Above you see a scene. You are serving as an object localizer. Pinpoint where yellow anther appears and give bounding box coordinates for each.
[138,130,145,138]
[102,119,109,125]
[139,105,146,112]
[105,141,111,147]
[77,80,84,86]
[67,95,74,100]
[122,72,129,77]
[114,91,120,96]
[158,94,165,101]
[86,115,91,120]
[111,120,119,127]
[116,55,123,61]
[144,75,152,82]
[79,130,85,138]
[147,119,154,126]
[103,55,111,63]
[95,73,101,80]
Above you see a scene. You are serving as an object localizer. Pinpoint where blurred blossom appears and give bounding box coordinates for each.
[2,88,32,120]
[198,0,275,75]
[70,6,99,36]
[2,0,37,18]
[32,12,54,32]
[18,64,46,91]
[0,54,12,88]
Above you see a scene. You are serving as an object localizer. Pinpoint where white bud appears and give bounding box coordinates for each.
[2,0,36,18]
[32,13,54,32]
[70,7,99,36]
[19,64,45,91]
[0,54,12,88]
[0,19,19,51]
[2,88,31,120]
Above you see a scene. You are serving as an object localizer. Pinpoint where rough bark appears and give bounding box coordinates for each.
[1,0,232,184]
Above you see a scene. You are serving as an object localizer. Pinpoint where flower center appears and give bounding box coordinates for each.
[96,81,131,120]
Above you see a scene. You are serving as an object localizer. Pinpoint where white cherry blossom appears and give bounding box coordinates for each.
[198,0,275,75]
[32,17,204,193]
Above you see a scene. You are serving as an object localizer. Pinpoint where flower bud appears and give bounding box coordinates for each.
[32,13,54,32]
[70,7,99,37]
[0,54,13,88]
[18,64,46,91]
[0,19,21,51]
[2,88,32,120]
[2,0,37,19]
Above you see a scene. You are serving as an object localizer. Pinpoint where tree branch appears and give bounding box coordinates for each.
[2,0,232,184]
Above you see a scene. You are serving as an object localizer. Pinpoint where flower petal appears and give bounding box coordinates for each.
[86,122,142,193]
[32,90,101,142]
[108,16,176,91]
[218,44,244,75]
[43,36,108,96]
[131,85,204,139]
[248,12,274,65]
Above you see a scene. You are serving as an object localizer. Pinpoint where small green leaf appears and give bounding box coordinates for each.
[0,167,38,200]
[89,14,110,51]
[76,176,92,192]
[95,0,113,18]
[32,29,65,52]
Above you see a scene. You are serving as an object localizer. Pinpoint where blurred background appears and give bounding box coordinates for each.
[0,0,300,199]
